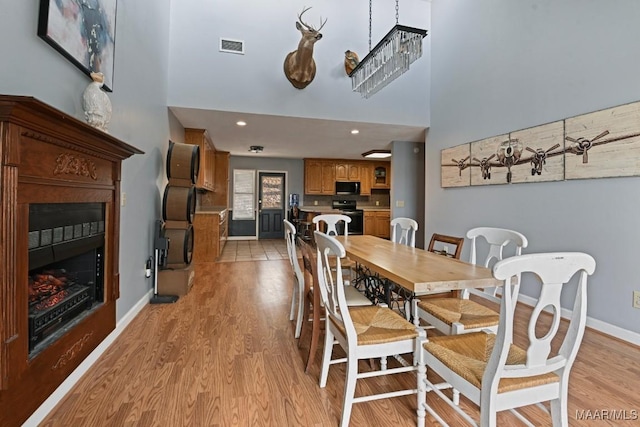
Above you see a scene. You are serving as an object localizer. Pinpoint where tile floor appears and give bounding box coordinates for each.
[217,239,290,262]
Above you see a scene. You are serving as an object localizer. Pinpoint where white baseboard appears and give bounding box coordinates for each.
[22,289,154,427]
[518,294,640,346]
[227,236,258,241]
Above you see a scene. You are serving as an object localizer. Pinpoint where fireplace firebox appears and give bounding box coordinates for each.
[0,96,142,427]
[28,203,105,354]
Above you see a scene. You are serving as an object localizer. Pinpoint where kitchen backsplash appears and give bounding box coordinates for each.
[301,190,390,208]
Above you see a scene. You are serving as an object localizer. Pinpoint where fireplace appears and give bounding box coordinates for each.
[28,203,106,354]
[0,96,142,426]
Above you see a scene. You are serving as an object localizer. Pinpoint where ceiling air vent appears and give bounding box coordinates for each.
[219,38,245,55]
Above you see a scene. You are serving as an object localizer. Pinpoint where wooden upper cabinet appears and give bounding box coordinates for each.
[213,151,230,206]
[321,162,336,194]
[304,159,334,195]
[184,128,215,191]
[372,161,391,189]
[304,159,390,195]
[304,159,323,194]
[335,163,348,181]
[359,163,372,195]
[335,162,360,181]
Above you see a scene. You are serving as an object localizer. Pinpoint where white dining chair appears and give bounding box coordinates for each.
[314,231,425,427]
[416,252,596,427]
[414,227,528,335]
[284,219,305,338]
[391,217,418,247]
[313,213,356,281]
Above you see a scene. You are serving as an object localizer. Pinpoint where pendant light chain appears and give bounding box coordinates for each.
[368,0,372,52]
[396,0,399,24]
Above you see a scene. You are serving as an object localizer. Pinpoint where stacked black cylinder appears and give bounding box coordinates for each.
[161,141,200,270]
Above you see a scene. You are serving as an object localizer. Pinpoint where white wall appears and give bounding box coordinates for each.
[428,0,640,335]
[168,0,431,127]
[0,0,173,322]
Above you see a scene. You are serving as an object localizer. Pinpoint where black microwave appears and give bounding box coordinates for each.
[335,181,360,195]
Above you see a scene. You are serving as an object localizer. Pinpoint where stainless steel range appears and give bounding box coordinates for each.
[332,200,364,235]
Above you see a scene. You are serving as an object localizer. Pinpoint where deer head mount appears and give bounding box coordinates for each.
[283,7,327,89]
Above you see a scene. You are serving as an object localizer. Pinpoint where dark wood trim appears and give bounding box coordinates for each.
[0,95,141,426]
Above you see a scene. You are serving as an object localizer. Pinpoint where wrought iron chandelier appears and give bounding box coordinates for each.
[349,0,427,99]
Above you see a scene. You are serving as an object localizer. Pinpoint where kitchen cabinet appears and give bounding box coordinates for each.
[304,159,390,195]
[335,162,360,181]
[193,209,228,262]
[198,150,230,209]
[364,210,390,239]
[304,159,335,195]
[359,163,372,195]
[184,128,215,191]
[372,162,391,189]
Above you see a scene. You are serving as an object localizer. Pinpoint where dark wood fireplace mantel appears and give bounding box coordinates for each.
[0,96,143,426]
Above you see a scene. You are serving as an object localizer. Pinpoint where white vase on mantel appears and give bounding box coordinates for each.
[82,72,112,133]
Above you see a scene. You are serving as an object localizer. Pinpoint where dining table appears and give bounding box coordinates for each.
[335,234,500,318]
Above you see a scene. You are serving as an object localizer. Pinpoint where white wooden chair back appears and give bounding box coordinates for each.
[313,231,355,341]
[284,219,298,270]
[284,219,305,337]
[390,217,418,247]
[484,252,595,424]
[313,214,350,236]
[463,227,528,302]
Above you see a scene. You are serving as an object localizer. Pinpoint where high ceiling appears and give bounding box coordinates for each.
[170,107,427,160]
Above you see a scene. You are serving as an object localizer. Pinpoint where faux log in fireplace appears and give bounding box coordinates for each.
[0,96,142,426]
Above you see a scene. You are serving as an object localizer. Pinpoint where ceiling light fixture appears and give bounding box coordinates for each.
[362,149,391,159]
[248,145,263,153]
[351,129,360,135]
[349,0,427,99]
[236,120,247,126]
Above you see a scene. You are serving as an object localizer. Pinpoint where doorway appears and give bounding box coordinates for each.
[258,172,285,239]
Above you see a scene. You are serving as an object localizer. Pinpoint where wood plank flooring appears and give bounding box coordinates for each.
[41,249,640,426]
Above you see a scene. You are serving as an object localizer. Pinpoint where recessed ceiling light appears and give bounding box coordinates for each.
[362,149,391,159]
[236,121,247,126]
[351,129,359,135]
[249,145,263,153]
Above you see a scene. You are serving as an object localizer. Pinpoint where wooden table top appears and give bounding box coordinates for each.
[335,235,499,295]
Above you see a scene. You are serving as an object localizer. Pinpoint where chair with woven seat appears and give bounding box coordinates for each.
[391,217,419,247]
[284,219,305,338]
[416,252,596,427]
[297,238,371,373]
[314,230,426,427]
[414,227,528,335]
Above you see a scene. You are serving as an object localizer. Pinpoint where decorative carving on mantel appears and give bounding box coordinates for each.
[52,332,94,370]
[54,153,98,180]
[21,130,112,161]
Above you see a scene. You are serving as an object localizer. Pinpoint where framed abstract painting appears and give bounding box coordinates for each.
[38,0,118,92]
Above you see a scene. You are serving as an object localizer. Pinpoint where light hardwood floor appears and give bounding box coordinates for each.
[41,244,640,426]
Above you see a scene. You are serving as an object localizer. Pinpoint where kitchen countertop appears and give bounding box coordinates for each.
[196,206,227,214]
